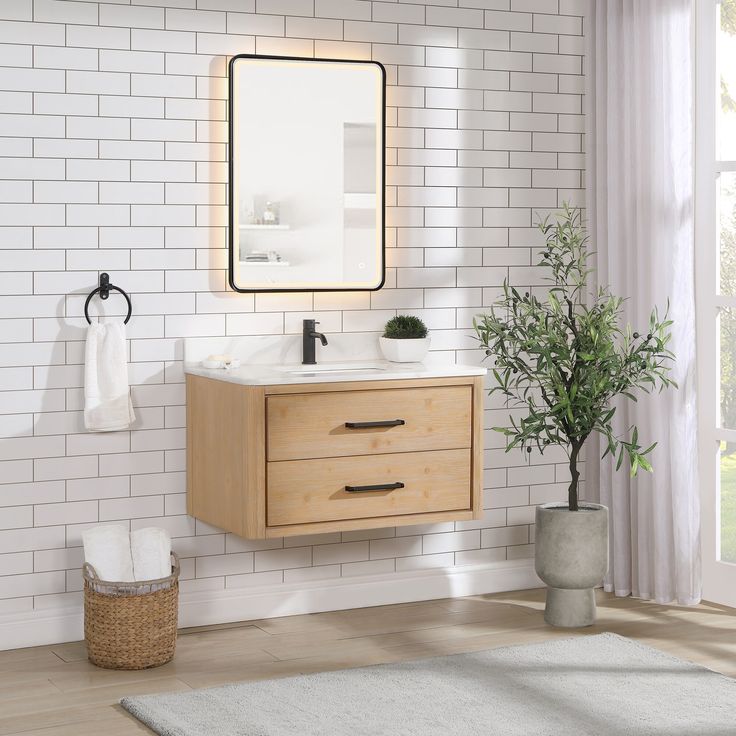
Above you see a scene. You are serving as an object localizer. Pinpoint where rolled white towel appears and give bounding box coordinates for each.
[131,527,172,581]
[82,525,134,582]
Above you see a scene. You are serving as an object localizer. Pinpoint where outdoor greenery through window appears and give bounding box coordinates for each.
[717,0,736,563]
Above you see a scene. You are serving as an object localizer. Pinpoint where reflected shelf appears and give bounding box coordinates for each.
[239,224,291,230]
[240,260,291,267]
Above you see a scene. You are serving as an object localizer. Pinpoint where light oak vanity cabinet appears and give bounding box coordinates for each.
[186,373,484,539]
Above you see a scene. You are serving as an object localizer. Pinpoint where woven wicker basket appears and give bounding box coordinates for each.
[83,552,180,670]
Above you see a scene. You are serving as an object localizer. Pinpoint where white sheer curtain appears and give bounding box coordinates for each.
[585,0,701,605]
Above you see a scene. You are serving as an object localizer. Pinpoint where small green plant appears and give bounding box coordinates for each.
[383,315,428,339]
[473,204,676,511]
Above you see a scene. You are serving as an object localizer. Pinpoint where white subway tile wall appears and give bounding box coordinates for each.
[0,0,583,616]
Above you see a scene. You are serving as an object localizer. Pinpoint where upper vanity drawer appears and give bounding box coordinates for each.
[266,385,472,462]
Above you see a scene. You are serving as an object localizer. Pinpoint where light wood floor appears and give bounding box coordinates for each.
[1,588,734,735]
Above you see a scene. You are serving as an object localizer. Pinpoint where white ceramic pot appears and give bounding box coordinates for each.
[535,502,609,628]
[379,336,430,363]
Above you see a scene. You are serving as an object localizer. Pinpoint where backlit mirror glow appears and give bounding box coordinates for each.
[229,55,385,293]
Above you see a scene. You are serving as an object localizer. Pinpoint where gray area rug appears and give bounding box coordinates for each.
[120,633,736,735]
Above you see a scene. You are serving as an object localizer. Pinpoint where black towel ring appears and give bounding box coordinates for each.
[84,273,132,325]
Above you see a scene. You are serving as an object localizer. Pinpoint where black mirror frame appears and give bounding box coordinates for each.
[227,53,387,294]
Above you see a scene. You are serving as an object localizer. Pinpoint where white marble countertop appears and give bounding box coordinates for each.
[184,359,486,386]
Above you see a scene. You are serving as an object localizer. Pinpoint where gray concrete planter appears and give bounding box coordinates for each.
[534,502,609,628]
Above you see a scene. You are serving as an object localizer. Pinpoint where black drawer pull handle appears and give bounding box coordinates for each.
[345,482,405,493]
[344,419,405,429]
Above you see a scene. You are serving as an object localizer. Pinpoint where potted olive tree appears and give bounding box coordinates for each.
[474,205,676,627]
[379,315,430,363]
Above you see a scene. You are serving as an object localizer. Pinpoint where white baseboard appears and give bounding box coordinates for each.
[0,558,541,651]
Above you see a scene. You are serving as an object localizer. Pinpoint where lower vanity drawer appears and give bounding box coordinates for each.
[266,448,471,527]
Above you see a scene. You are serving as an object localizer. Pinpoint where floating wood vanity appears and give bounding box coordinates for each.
[186,363,485,539]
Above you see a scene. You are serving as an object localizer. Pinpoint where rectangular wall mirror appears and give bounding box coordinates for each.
[228,55,386,293]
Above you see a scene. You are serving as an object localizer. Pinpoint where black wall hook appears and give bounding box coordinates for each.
[84,273,132,324]
[98,272,111,300]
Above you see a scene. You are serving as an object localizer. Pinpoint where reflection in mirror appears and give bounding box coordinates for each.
[344,123,376,283]
[228,55,385,293]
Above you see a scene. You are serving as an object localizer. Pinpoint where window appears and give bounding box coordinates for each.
[696,0,736,604]
[716,1,736,565]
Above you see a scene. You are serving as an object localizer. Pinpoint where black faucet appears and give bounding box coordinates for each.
[302,319,328,365]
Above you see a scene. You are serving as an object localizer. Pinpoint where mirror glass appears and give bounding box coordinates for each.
[229,55,385,293]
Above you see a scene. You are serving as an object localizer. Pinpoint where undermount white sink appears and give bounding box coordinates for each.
[276,362,388,376]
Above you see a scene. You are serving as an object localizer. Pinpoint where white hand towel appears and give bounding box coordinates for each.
[84,322,135,432]
[82,525,134,582]
[131,527,172,581]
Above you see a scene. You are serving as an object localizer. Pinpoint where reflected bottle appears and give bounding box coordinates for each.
[263,201,278,226]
